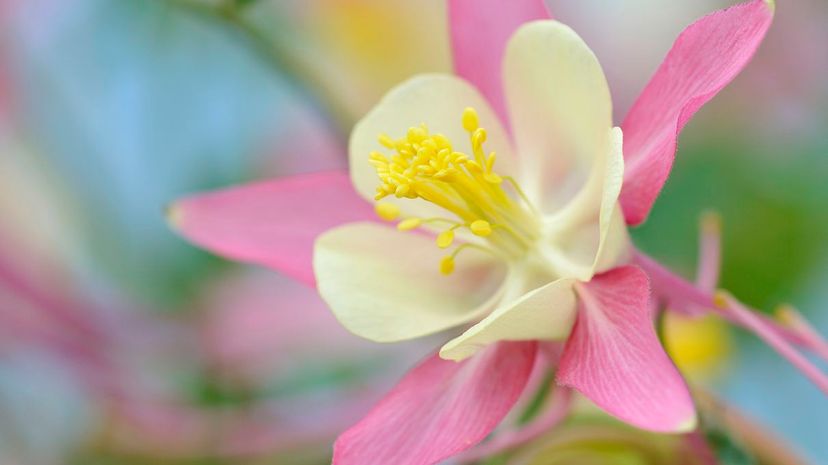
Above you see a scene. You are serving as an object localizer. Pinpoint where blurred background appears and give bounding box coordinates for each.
[0,0,825,463]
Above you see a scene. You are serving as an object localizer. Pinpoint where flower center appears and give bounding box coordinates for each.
[370,107,540,274]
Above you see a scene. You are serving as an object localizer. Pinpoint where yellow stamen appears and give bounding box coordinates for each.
[462,107,478,132]
[437,229,455,249]
[470,220,492,237]
[369,107,540,275]
[397,217,422,231]
[378,133,396,149]
[440,255,455,275]
[375,202,400,221]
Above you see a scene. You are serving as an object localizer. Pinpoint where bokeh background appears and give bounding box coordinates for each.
[0,0,825,463]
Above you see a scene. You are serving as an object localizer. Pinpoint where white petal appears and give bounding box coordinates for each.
[503,21,613,212]
[349,74,515,220]
[314,222,507,342]
[541,127,631,281]
[439,276,577,361]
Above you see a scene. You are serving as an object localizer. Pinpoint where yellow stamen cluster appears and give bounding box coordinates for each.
[371,107,539,274]
[370,108,502,204]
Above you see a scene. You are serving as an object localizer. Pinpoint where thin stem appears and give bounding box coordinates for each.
[636,250,811,348]
[451,242,503,262]
[635,249,828,394]
[777,305,828,363]
[421,217,464,227]
[717,292,828,395]
[503,176,540,216]
[696,211,722,291]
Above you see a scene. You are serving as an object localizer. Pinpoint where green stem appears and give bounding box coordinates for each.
[517,369,555,425]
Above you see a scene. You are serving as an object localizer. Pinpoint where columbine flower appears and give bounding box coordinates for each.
[166,1,828,464]
[331,83,630,351]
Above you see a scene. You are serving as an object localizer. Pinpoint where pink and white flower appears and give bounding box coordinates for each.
[169,1,828,463]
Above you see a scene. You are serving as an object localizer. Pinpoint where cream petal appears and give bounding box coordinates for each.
[440,277,577,361]
[541,127,630,281]
[314,222,507,343]
[503,21,613,213]
[349,74,516,221]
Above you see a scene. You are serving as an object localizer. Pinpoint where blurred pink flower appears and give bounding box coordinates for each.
[199,269,418,387]
[0,109,418,463]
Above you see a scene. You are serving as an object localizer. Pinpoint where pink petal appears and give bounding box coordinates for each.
[619,0,774,225]
[448,0,551,126]
[557,266,696,432]
[695,212,722,292]
[200,271,376,378]
[169,171,374,286]
[333,341,537,465]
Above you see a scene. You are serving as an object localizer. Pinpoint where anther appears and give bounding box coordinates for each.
[713,290,730,308]
[397,218,422,231]
[375,202,400,221]
[462,107,479,132]
[407,126,426,142]
[369,106,540,275]
[378,134,396,149]
[395,184,410,197]
[437,229,455,249]
[440,256,455,275]
[775,304,797,325]
[470,220,492,237]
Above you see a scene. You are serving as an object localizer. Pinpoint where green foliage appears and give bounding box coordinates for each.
[705,426,757,465]
[517,370,556,425]
[633,136,828,312]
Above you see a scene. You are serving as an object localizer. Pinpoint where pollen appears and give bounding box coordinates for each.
[369,107,540,274]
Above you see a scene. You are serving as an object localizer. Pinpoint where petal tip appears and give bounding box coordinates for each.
[509,19,580,53]
[438,341,477,362]
[515,18,568,34]
[674,413,699,433]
